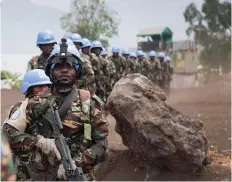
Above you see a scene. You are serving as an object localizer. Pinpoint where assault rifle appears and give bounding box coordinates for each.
[48,101,86,181]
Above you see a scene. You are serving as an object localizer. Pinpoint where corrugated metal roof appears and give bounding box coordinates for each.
[137,27,172,36]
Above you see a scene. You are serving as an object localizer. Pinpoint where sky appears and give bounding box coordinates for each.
[0,0,204,76]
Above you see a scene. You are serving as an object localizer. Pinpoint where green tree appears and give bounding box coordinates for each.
[184,0,231,72]
[60,0,120,48]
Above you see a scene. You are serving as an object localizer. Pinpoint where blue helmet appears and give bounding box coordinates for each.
[100,48,107,56]
[158,52,165,58]
[149,51,156,57]
[90,41,103,50]
[21,69,52,94]
[36,30,57,46]
[129,52,137,58]
[81,38,91,49]
[165,56,171,62]
[69,33,82,43]
[112,46,120,53]
[122,49,130,55]
[136,50,144,57]
[46,39,82,79]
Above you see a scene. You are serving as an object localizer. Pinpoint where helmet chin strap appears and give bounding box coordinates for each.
[55,85,73,93]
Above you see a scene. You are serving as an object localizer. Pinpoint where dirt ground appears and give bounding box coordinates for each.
[1,74,231,181]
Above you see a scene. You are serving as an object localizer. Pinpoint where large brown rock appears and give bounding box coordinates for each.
[106,74,209,172]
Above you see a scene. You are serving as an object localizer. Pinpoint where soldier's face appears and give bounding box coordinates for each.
[113,53,119,57]
[159,58,164,62]
[32,85,50,95]
[122,54,129,59]
[82,47,90,54]
[92,48,102,56]
[74,42,83,50]
[150,57,155,61]
[40,44,55,55]
[53,63,76,86]
[138,56,143,60]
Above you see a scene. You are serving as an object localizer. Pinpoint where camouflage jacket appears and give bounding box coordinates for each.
[141,59,151,76]
[102,58,116,78]
[3,88,108,181]
[1,133,17,181]
[26,54,49,72]
[127,58,136,74]
[90,53,104,80]
[134,59,140,73]
[76,53,95,91]
[108,55,126,77]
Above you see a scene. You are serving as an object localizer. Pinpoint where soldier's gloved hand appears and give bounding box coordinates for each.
[35,135,61,161]
[57,160,76,180]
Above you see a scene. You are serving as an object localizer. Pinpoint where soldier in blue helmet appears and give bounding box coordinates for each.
[148,51,159,84]
[157,52,167,90]
[121,49,130,60]
[27,30,57,71]
[89,41,106,100]
[2,69,52,181]
[108,46,126,82]
[69,33,83,51]
[127,52,137,74]
[73,37,95,94]
[3,39,108,181]
[100,47,108,59]
[164,56,174,95]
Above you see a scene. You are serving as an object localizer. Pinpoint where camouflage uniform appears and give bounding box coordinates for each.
[149,59,160,84]
[137,58,145,74]
[102,57,116,100]
[108,55,126,82]
[90,53,105,100]
[127,58,137,74]
[141,58,151,78]
[26,54,49,71]
[1,133,17,181]
[164,62,173,94]
[152,59,162,86]
[76,53,96,94]
[134,59,141,73]
[158,60,168,90]
[3,88,108,181]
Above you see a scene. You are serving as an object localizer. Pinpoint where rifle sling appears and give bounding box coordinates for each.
[37,87,77,121]
[58,88,77,120]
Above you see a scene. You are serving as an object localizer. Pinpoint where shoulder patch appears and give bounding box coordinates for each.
[10,109,21,120]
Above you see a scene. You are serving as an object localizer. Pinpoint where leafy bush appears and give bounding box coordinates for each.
[1,70,22,89]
